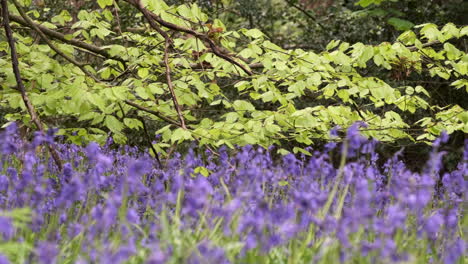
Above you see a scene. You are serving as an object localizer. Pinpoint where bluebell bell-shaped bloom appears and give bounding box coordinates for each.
[126,208,140,225]
[352,178,374,220]
[45,128,58,144]
[0,123,18,155]
[433,131,449,148]
[424,211,444,241]
[85,142,101,160]
[0,254,10,264]
[0,216,14,240]
[188,241,230,264]
[145,245,168,264]
[36,241,58,264]
[61,163,73,183]
[0,174,9,193]
[31,131,47,149]
[346,121,368,157]
[443,238,465,264]
[102,243,137,264]
[128,158,152,177]
[67,223,82,239]
[384,204,407,235]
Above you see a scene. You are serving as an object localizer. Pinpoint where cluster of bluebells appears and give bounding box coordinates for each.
[0,123,466,264]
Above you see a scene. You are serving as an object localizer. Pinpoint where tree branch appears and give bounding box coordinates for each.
[163,38,187,129]
[140,117,162,167]
[8,13,126,65]
[407,40,441,51]
[1,0,63,172]
[9,12,263,71]
[284,0,327,31]
[123,100,183,128]
[11,0,102,82]
[123,0,253,76]
[132,1,187,129]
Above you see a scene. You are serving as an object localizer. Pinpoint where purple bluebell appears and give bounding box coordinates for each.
[0,254,10,264]
[424,212,444,241]
[0,216,14,240]
[444,238,465,264]
[36,241,58,264]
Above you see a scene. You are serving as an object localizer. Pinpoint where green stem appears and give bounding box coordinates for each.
[319,142,348,220]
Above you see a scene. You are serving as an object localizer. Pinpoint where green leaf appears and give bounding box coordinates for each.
[137,68,149,78]
[97,0,113,9]
[244,29,264,39]
[277,148,290,155]
[224,112,238,123]
[322,83,336,98]
[193,166,211,177]
[326,40,341,51]
[171,128,192,143]
[397,30,417,45]
[444,43,462,60]
[233,100,255,111]
[105,115,123,133]
[135,87,150,100]
[123,118,143,130]
[420,23,441,41]
[450,79,468,92]
[387,17,414,31]
[355,0,384,7]
[241,133,257,144]
[293,147,312,156]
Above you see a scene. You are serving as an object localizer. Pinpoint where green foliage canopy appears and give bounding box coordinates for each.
[0,0,467,156]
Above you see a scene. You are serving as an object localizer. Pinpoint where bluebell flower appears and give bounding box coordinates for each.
[424,212,444,240]
[189,241,230,264]
[36,241,58,264]
[145,245,168,264]
[0,254,10,264]
[0,216,14,240]
[444,238,465,264]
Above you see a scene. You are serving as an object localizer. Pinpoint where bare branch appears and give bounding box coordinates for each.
[284,0,327,31]
[140,117,162,167]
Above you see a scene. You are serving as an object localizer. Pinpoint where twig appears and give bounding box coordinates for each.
[163,38,187,129]
[407,40,441,51]
[123,100,183,127]
[1,0,63,172]
[284,0,327,31]
[140,117,162,167]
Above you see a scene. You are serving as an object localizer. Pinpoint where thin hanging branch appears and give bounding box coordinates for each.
[1,0,63,172]
[284,0,327,31]
[123,100,184,128]
[163,38,187,129]
[131,0,188,129]
[139,117,162,167]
